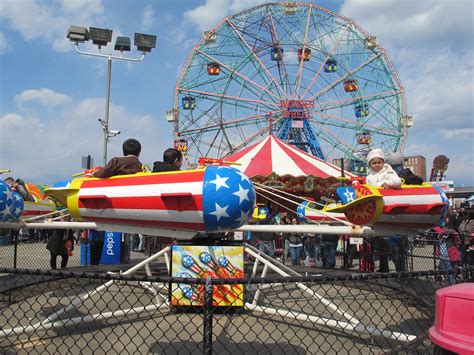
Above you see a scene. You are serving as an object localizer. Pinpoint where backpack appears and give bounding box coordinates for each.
[448,244,461,262]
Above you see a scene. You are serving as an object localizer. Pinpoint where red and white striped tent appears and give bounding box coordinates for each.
[226,135,354,178]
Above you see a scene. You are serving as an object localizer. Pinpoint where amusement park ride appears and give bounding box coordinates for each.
[0,2,443,345]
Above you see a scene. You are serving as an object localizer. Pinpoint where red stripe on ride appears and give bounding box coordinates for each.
[379,187,440,196]
[225,139,261,161]
[278,141,332,177]
[22,211,51,216]
[278,140,355,177]
[86,216,205,231]
[245,138,273,176]
[81,170,205,188]
[78,195,203,211]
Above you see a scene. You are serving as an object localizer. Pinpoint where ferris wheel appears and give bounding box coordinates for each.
[170,2,411,171]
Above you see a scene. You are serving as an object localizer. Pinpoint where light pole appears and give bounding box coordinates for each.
[67,26,156,165]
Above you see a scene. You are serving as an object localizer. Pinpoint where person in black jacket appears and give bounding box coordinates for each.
[152,148,183,172]
[386,152,424,185]
[46,229,74,269]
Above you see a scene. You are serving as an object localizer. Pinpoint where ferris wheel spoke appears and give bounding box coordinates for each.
[295,6,313,98]
[194,49,282,102]
[226,18,289,99]
[316,89,402,110]
[314,123,355,155]
[314,112,402,137]
[224,116,286,157]
[308,52,383,102]
[177,87,279,111]
[300,25,348,99]
[179,111,281,136]
[266,6,293,96]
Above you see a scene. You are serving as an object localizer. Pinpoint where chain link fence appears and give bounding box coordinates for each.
[2,267,466,354]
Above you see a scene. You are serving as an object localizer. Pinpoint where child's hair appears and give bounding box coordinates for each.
[122,138,141,156]
[163,148,182,165]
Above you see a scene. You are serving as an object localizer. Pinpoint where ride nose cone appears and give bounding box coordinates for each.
[0,180,24,222]
[202,166,255,232]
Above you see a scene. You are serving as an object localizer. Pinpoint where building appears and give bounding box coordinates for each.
[404,155,426,181]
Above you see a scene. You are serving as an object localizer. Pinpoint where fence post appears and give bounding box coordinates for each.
[13,231,18,269]
[203,275,213,354]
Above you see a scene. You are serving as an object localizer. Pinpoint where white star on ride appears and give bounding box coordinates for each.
[343,189,355,202]
[233,184,249,204]
[210,174,229,191]
[3,203,13,215]
[234,209,250,225]
[1,187,13,202]
[210,203,229,221]
[233,170,251,185]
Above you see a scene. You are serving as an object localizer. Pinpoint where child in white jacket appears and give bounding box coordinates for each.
[366,149,402,189]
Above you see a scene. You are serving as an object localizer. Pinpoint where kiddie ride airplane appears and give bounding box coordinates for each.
[297,179,448,235]
[0,165,257,239]
[0,172,58,224]
[1,164,448,237]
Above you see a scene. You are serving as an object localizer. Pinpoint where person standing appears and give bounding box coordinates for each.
[89,230,105,265]
[288,217,303,266]
[322,234,338,268]
[256,215,275,258]
[46,229,73,269]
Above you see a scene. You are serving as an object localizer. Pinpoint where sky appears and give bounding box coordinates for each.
[0,0,473,187]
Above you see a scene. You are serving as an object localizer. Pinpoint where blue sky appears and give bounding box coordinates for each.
[0,0,473,186]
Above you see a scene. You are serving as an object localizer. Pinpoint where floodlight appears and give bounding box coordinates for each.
[114,36,131,52]
[67,26,89,43]
[89,27,113,47]
[134,33,157,52]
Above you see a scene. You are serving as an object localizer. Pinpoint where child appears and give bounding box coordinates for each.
[366,149,402,189]
[92,138,143,178]
[152,148,183,172]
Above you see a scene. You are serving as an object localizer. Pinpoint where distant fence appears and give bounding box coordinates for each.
[2,268,468,354]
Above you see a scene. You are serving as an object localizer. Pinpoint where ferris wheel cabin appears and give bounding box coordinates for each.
[354,101,369,118]
[298,48,311,61]
[207,62,220,75]
[182,96,196,110]
[344,79,359,92]
[324,58,337,73]
[357,131,372,145]
[271,47,284,61]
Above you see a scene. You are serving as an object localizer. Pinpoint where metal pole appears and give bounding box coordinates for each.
[203,275,213,354]
[104,56,112,165]
[13,231,18,268]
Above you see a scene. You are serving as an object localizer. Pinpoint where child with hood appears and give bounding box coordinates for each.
[365,148,402,189]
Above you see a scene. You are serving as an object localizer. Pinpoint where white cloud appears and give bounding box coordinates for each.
[340,0,473,52]
[0,94,170,185]
[0,0,104,52]
[441,128,474,139]
[15,88,72,107]
[0,31,11,54]
[141,5,155,32]
[184,0,269,32]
